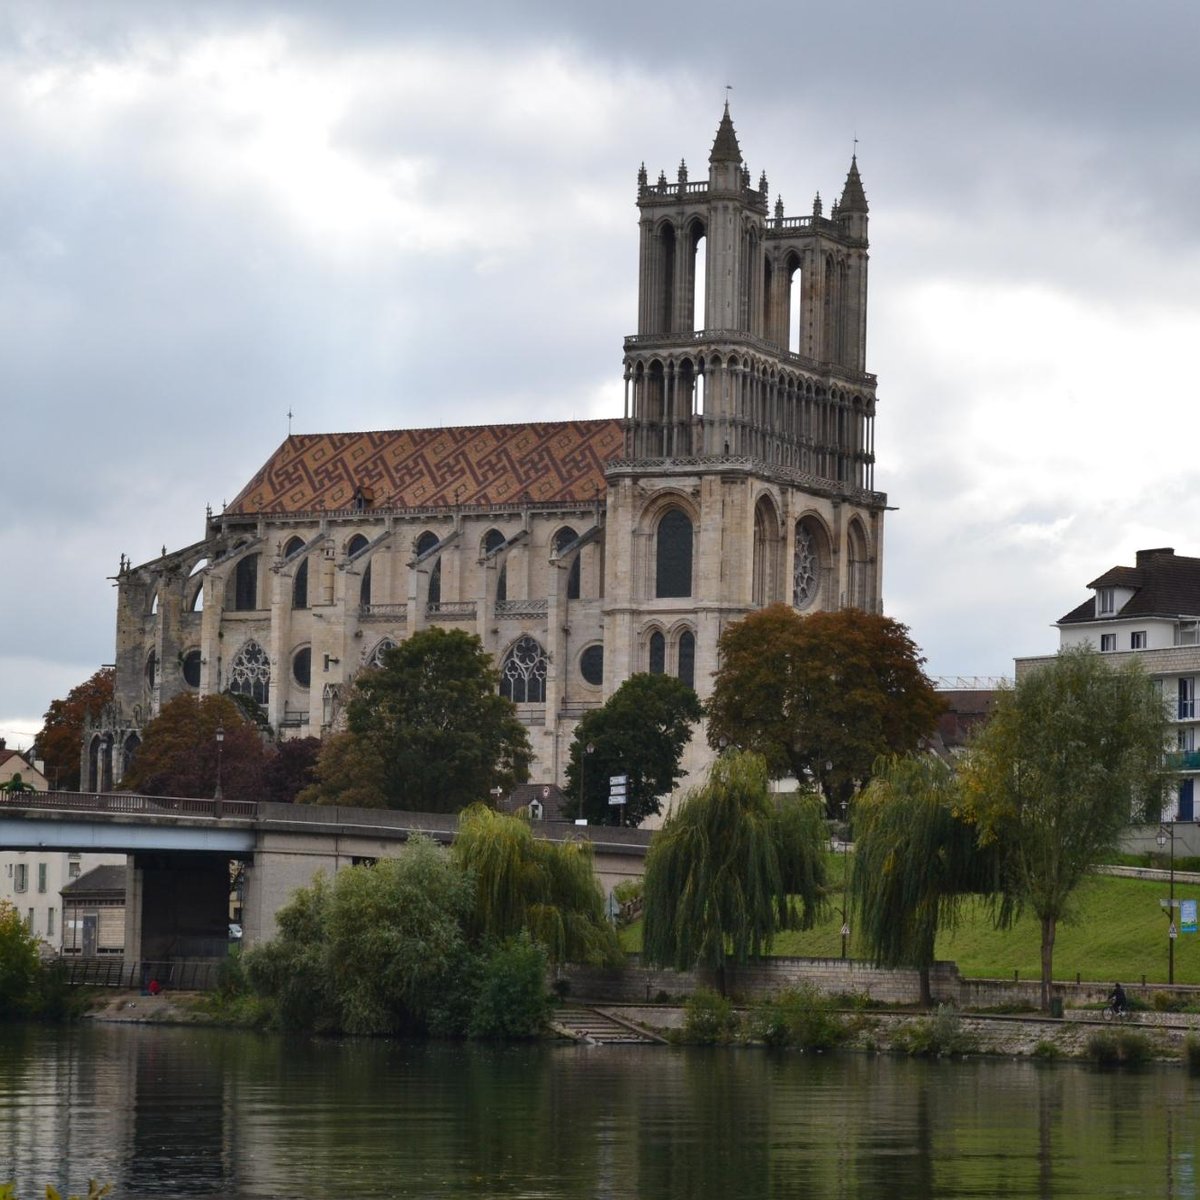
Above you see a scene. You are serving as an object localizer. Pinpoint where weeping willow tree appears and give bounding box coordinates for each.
[642,750,828,993]
[453,805,621,966]
[851,753,998,1007]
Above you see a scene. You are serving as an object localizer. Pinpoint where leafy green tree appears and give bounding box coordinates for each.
[245,837,476,1034]
[296,731,387,808]
[707,605,944,816]
[0,901,41,1020]
[452,804,620,966]
[963,647,1168,1012]
[851,754,999,1007]
[121,693,266,800]
[0,773,37,795]
[467,931,555,1040]
[32,667,114,790]
[345,628,532,812]
[642,750,827,992]
[563,673,703,825]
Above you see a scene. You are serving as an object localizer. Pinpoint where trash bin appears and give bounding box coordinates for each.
[1049,996,1064,1018]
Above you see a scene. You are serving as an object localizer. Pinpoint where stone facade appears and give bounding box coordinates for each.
[90,107,887,801]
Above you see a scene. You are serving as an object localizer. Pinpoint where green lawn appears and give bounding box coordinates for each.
[620,858,1200,985]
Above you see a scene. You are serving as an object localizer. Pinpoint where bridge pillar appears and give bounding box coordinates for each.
[241,844,341,949]
[127,852,232,963]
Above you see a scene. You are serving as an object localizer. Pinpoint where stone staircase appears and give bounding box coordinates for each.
[551,1006,665,1045]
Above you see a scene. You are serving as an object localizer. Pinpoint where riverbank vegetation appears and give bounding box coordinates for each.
[0,901,86,1022]
[231,811,618,1038]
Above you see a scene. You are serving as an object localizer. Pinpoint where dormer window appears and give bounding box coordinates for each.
[1097,588,1115,616]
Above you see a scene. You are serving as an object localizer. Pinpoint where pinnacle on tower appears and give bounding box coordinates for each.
[839,155,869,214]
[709,101,742,164]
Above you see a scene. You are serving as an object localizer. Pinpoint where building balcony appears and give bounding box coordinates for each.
[1166,751,1200,771]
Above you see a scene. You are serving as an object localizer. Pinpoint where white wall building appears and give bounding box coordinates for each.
[1017,546,1200,820]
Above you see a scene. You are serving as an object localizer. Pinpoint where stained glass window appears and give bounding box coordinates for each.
[500,636,548,704]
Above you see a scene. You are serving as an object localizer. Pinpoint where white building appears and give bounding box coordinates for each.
[1017,546,1200,820]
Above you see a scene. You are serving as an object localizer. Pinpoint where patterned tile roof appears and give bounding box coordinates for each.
[227,420,625,515]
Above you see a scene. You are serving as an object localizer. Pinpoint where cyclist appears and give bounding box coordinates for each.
[1109,982,1128,1017]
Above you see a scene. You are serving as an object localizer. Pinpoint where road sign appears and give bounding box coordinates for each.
[1170,923,1178,940]
[608,774,627,806]
[1183,900,1198,934]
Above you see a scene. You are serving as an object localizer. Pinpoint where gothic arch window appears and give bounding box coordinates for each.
[554,526,581,600]
[793,517,830,611]
[428,559,442,607]
[229,640,270,706]
[100,734,114,793]
[347,534,369,557]
[360,560,372,607]
[482,529,505,556]
[148,590,159,616]
[648,631,666,674]
[847,519,871,611]
[292,558,309,609]
[233,553,259,611]
[415,531,439,556]
[86,736,101,792]
[121,733,140,781]
[655,508,693,598]
[144,649,157,692]
[500,636,548,704]
[677,630,696,690]
[752,495,782,607]
[368,638,397,669]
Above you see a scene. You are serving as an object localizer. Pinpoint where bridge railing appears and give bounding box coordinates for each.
[10,791,258,819]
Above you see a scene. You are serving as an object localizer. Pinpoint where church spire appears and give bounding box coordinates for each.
[709,101,742,165]
[838,154,868,214]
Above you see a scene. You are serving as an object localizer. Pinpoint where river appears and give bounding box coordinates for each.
[0,1022,1195,1198]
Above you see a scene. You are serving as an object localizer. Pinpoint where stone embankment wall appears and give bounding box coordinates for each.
[561,955,1200,1013]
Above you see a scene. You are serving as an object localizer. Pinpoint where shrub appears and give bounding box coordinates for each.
[749,986,845,1050]
[1086,1029,1153,1066]
[1032,1040,1061,1061]
[0,902,41,1020]
[468,932,554,1040]
[1152,991,1179,1013]
[682,988,737,1044]
[1184,1034,1200,1072]
[894,1005,977,1057]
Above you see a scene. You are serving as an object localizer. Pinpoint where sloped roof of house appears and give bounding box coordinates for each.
[226,420,625,515]
[62,865,126,897]
[1059,548,1200,624]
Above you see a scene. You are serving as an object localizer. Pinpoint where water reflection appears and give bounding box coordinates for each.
[0,1024,1196,1199]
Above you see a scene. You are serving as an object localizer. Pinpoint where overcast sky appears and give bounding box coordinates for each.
[3,0,1198,749]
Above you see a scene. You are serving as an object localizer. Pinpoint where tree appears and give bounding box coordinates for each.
[962,647,1168,1012]
[121,693,266,800]
[32,667,114,790]
[245,837,475,1035]
[851,754,999,1007]
[642,750,827,992]
[262,736,321,804]
[563,673,703,825]
[0,901,41,1019]
[345,628,532,812]
[0,773,37,795]
[707,605,944,816]
[296,731,387,809]
[452,804,620,965]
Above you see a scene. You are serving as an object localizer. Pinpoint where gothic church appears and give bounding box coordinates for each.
[88,107,885,795]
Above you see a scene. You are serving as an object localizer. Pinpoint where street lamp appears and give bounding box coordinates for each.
[214,725,225,817]
[838,798,850,960]
[1157,823,1177,985]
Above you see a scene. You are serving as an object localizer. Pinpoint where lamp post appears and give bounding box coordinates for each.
[1157,823,1177,985]
[214,725,225,819]
[838,798,850,960]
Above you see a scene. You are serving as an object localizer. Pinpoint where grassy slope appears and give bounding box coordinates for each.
[621,858,1200,985]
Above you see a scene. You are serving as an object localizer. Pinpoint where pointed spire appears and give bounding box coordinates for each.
[637,162,648,188]
[812,191,822,218]
[774,195,784,221]
[839,154,868,213]
[678,158,688,185]
[758,169,768,195]
[709,100,742,165]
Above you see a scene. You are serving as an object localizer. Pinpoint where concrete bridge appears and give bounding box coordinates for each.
[0,792,649,962]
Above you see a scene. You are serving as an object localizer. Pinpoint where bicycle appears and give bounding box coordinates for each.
[1102,1002,1132,1022]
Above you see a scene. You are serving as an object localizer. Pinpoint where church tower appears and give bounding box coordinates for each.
[604,106,885,728]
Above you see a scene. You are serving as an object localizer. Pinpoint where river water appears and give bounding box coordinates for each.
[0,1021,1196,1199]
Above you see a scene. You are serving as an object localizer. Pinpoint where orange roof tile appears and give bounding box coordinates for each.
[227,420,625,515]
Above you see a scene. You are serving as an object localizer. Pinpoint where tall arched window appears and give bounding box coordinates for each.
[416,532,441,609]
[649,631,666,674]
[229,640,270,706]
[500,636,548,704]
[284,538,308,609]
[347,535,371,607]
[677,630,696,690]
[233,554,259,611]
[554,527,581,600]
[793,519,827,611]
[655,509,693,598]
